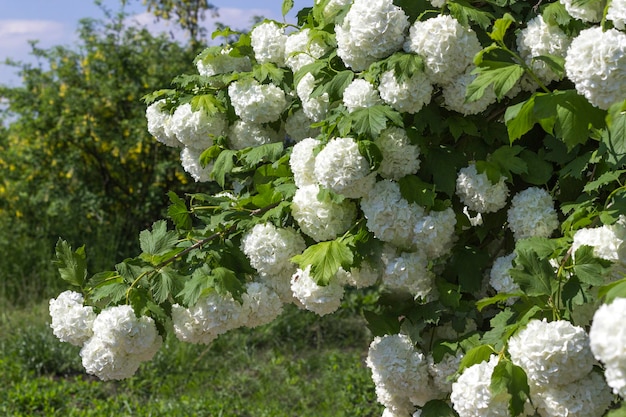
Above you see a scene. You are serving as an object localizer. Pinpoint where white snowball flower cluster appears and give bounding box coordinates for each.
[451,355,511,417]
[559,0,606,22]
[608,0,626,29]
[489,253,520,299]
[296,73,330,122]
[456,163,509,214]
[572,217,626,281]
[227,120,281,150]
[290,184,357,242]
[404,15,482,85]
[49,290,96,347]
[336,261,381,288]
[590,297,626,398]
[314,137,375,198]
[375,126,421,180]
[284,28,329,73]
[429,0,446,7]
[378,69,433,114]
[80,305,162,380]
[171,292,247,345]
[516,16,570,86]
[145,100,180,148]
[180,147,212,182]
[241,223,305,276]
[442,67,497,115]
[361,180,425,249]
[196,48,252,77]
[507,187,559,241]
[342,79,382,113]
[169,103,227,151]
[228,79,287,124]
[290,265,344,316]
[428,350,464,394]
[366,334,437,415]
[241,282,283,328]
[335,0,409,71]
[285,109,319,142]
[289,137,320,187]
[531,371,612,417]
[508,319,594,387]
[383,250,434,300]
[413,207,457,259]
[259,269,301,306]
[250,21,286,65]
[565,27,626,110]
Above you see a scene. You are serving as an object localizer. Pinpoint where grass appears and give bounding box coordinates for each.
[0,299,383,417]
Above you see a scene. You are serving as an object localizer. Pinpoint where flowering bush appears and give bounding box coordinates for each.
[50,0,626,415]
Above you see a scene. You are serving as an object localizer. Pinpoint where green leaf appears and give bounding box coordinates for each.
[448,0,494,30]
[505,95,537,143]
[489,145,527,179]
[467,61,524,102]
[253,62,285,84]
[357,140,382,172]
[178,265,213,306]
[584,170,626,193]
[190,94,224,115]
[348,105,402,138]
[421,399,457,417]
[211,149,237,187]
[291,239,353,286]
[510,249,556,298]
[603,100,626,167]
[490,360,530,416]
[519,149,553,185]
[606,403,626,417]
[598,277,626,304]
[323,70,354,101]
[489,14,515,43]
[167,191,192,230]
[533,55,565,79]
[398,175,437,208]
[542,1,572,26]
[514,236,561,259]
[90,281,128,304]
[139,220,179,257]
[53,239,88,288]
[152,267,182,304]
[240,142,284,168]
[211,266,245,302]
[573,245,608,286]
[363,310,401,337]
[282,0,294,17]
[459,344,495,373]
[476,293,521,311]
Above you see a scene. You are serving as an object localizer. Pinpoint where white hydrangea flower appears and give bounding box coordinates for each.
[241,282,283,328]
[383,250,434,299]
[290,137,321,188]
[367,334,438,414]
[456,163,509,214]
[258,269,301,306]
[428,351,464,394]
[531,371,612,417]
[507,187,559,241]
[342,79,382,112]
[560,0,606,22]
[378,69,433,114]
[285,109,319,142]
[228,79,287,123]
[81,305,162,380]
[565,27,626,110]
[590,297,626,397]
[180,146,212,182]
[314,137,375,199]
[451,355,511,417]
[572,218,626,281]
[516,15,571,86]
[196,48,252,77]
[169,103,227,151]
[413,207,457,259]
[429,0,446,6]
[442,66,497,115]
[361,180,425,249]
[508,319,594,387]
[285,28,330,73]
[291,184,357,242]
[146,100,181,148]
[49,290,96,347]
[251,21,287,65]
[489,253,520,300]
[375,126,421,180]
[241,223,305,276]
[336,260,381,288]
[404,15,482,85]
[290,265,344,316]
[296,72,330,122]
[335,0,409,71]
[171,292,247,345]
[227,120,281,150]
[608,0,626,29]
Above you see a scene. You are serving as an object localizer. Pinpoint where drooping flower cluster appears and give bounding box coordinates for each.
[250,21,287,65]
[290,265,344,316]
[196,47,252,77]
[489,252,520,300]
[456,163,509,214]
[284,28,330,73]
[507,187,559,241]
[608,0,626,29]
[228,78,287,124]
[241,223,306,277]
[559,0,606,22]
[375,126,421,180]
[49,290,96,347]
[342,79,383,112]
[378,69,433,114]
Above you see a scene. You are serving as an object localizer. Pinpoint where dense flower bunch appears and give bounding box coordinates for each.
[50,0,626,415]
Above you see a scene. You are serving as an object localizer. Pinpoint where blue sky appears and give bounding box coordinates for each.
[0,0,307,86]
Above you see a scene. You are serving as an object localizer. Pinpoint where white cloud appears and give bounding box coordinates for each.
[0,19,67,50]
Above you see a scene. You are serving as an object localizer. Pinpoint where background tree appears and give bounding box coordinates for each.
[0,7,204,304]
